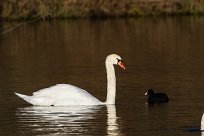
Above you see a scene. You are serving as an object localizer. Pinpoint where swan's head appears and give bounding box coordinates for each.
[106,54,125,69]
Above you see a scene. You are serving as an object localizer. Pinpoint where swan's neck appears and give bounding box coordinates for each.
[105,62,116,105]
[201,113,204,130]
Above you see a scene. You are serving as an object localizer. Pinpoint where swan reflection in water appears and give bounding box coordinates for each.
[16,105,121,135]
[106,105,120,136]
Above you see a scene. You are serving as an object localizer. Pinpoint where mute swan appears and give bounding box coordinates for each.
[185,113,204,132]
[201,113,204,131]
[15,54,125,106]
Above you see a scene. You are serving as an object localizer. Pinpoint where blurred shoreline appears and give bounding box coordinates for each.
[1,0,204,20]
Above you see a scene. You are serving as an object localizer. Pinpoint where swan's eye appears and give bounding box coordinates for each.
[117,58,125,69]
[116,58,122,63]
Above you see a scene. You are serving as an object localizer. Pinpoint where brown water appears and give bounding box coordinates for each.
[0,17,204,136]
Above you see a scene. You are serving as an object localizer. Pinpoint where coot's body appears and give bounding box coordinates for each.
[145,89,169,104]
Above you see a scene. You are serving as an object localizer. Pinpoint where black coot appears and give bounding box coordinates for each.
[145,89,169,104]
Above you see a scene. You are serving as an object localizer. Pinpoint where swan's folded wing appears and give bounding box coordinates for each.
[32,84,102,105]
[15,92,53,106]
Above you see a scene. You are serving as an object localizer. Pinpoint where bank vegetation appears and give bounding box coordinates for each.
[1,0,204,20]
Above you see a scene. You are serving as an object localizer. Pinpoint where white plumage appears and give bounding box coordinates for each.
[15,84,102,106]
[201,113,204,131]
[14,54,125,106]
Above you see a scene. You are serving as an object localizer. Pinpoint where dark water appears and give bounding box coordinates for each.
[1,17,204,136]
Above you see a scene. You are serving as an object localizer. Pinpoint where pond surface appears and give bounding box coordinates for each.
[1,16,204,136]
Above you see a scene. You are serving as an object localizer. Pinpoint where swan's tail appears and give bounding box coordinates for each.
[201,113,204,130]
[14,92,33,105]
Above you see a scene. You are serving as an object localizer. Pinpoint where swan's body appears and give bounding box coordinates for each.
[15,54,125,106]
[15,84,103,106]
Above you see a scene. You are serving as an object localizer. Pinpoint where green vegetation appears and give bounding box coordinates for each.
[1,0,204,20]
[172,0,204,15]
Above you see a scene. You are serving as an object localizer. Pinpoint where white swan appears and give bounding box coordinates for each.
[14,54,125,106]
[202,113,204,136]
[201,113,204,131]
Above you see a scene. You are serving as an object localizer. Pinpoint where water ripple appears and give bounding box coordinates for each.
[16,105,121,135]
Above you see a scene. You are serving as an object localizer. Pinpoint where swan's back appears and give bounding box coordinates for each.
[34,84,92,98]
[25,84,103,106]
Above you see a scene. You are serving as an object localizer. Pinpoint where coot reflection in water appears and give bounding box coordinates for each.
[16,105,120,135]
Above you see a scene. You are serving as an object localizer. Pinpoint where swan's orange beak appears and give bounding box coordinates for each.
[118,60,126,70]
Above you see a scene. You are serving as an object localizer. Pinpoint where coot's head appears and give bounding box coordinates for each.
[145,89,155,95]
